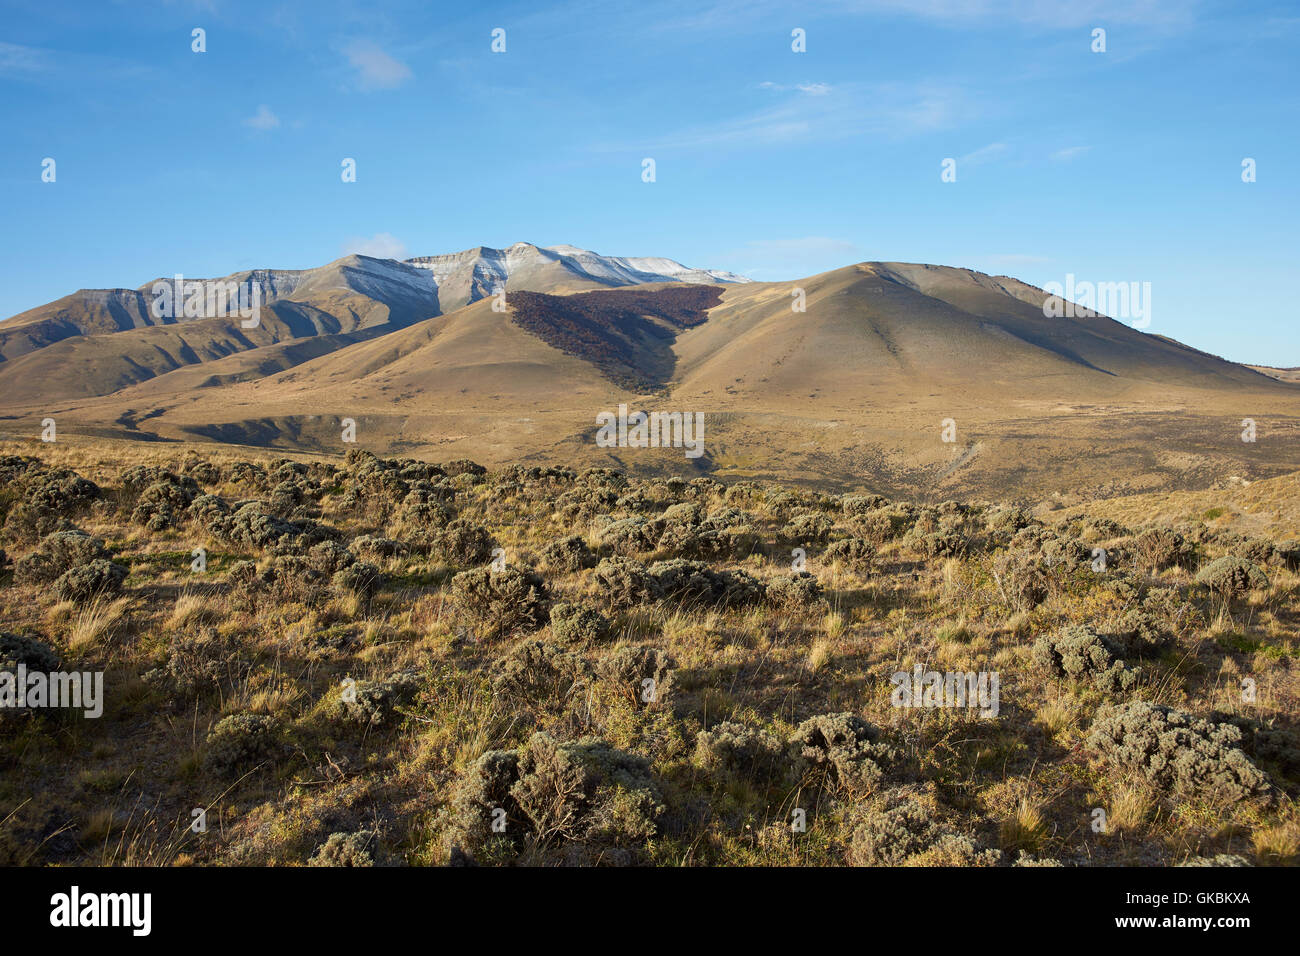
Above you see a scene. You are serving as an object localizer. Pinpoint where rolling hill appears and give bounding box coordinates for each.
[0,244,746,405]
[2,250,1297,499]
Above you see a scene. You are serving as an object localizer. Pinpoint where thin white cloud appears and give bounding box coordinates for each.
[244,105,280,130]
[345,41,413,91]
[342,233,408,259]
[759,81,833,95]
[1259,16,1300,34]
[635,0,1200,34]
[1051,145,1091,161]
[607,81,966,153]
[0,41,50,73]
[959,142,1008,165]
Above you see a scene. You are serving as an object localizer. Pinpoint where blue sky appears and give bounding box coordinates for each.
[1,0,1297,364]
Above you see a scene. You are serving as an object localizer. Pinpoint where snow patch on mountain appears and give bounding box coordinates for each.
[9,243,744,332]
[402,242,749,294]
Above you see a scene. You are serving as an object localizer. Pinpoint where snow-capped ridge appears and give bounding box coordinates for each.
[3,243,747,338]
[402,242,749,295]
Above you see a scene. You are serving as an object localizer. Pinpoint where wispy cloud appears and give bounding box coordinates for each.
[342,233,408,259]
[345,41,413,91]
[1051,145,1091,161]
[959,142,1008,165]
[0,40,50,74]
[243,105,280,130]
[1257,15,1300,36]
[759,81,833,95]
[604,81,967,153]
[633,0,1200,34]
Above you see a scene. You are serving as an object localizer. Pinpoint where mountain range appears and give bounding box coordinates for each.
[2,242,1297,499]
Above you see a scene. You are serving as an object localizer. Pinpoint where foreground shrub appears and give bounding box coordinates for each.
[992,549,1052,612]
[433,520,495,566]
[1277,540,1300,571]
[198,500,334,556]
[349,535,408,562]
[25,468,101,513]
[0,631,58,675]
[842,494,890,518]
[306,540,354,575]
[905,523,969,558]
[0,632,59,721]
[823,537,875,570]
[446,732,664,863]
[766,572,824,610]
[597,504,760,559]
[308,831,377,867]
[782,513,833,545]
[791,712,895,793]
[1087,702,1270,803]
[549,602,613,644]
[143,627,249,700]
[591,557,662,608]
[203,713,281,776]
[331,670,421,728]
[256,555,330,606]
[332,561,384,599]
[1132,528,1196,572]
[14,530,110,584]
[187,493,231,530]
[491,641,593,710]
[647,559,765,609]
[985,506,1033,537]
[653,503,706,555]
[394,491,453,549]
[1031,624,1138,693]
[450,566,550,638]
[850,786,1001,866]
[598,517,658,555]
[1179,854,1252,867]
[1209,712,1300,779]
[54,559,128,602]
[1106,606,1174,657]
[131,475,199,531]
[1195,556,1269,599]
[1079,516,1130,541]
[695,722,789,785]
[597,645,674,706]
[2,502,72,544]
[1038,533,1093,571]
[539,535,597,572]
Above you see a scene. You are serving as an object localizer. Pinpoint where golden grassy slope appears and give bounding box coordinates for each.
[1,439,1297,867]
[1054,469,1300,540]
[4,263,1298,499]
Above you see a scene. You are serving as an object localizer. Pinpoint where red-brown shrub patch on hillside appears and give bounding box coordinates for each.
[508,285,723,391]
